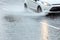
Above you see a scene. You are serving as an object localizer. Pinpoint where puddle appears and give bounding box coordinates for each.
[3,15,20,23]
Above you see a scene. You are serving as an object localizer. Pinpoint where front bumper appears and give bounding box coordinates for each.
[43,5,60,13]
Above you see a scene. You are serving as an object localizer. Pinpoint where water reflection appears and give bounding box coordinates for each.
[41,20,48,40]
[46,13,60,19]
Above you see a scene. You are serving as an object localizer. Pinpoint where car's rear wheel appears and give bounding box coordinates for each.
[24,3,27,8]
[37,6,42,13]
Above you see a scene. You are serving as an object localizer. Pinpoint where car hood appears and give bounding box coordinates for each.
[41,0,60,4]
[48,0,60,4]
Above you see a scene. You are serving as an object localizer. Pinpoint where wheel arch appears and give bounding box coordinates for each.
[37,5,42,12]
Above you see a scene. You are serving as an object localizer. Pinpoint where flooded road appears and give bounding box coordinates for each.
[0,0,60,40]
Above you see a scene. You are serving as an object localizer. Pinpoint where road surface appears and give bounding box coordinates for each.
[0,0,60,40]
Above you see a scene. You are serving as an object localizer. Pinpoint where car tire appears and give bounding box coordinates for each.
[37,6,42,13]
[24,3,27,8]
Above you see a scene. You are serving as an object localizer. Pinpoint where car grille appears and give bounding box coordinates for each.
[50,7,60,11]
[52,4,60,5]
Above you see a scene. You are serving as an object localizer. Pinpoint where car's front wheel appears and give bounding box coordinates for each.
[37,6,42,13]
[24,3,27,8]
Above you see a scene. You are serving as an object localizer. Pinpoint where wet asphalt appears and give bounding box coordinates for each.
[0,0,60,40]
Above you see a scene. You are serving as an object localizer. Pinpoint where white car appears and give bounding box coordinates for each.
[24,0,60,15]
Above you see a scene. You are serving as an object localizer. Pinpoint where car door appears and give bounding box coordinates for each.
[26,0,32,8]
[30,0,38,10]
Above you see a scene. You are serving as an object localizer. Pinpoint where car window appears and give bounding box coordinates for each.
[34,0,39,1]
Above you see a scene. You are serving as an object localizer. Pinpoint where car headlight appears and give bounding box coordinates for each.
[42,2,51,6]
